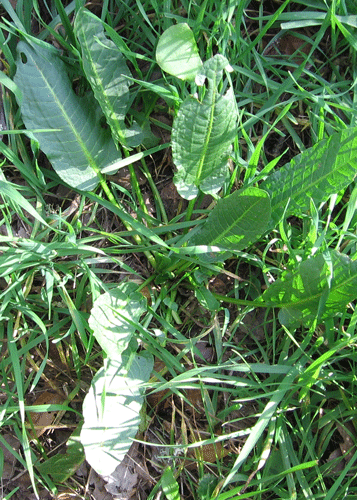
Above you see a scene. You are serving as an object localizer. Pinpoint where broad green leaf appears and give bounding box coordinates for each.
[80,352,153,476]
[261,126,357,228]
[35,425,85,482]
[75,8,141,148]
[161,466,181,500]
[156,23,203,81]
[172,55,238,199]
[195,287,220,311]
[188,187,271,250]
[14,41,119,191]
[88,282,147,359]
[261,250,357,328]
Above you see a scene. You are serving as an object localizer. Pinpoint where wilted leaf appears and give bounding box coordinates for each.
[88,282,147,359]
[28,391,65,438]
[14,41,119,191]
[172,54,238,199]
[80,352,153,476]
[102,451,139,497]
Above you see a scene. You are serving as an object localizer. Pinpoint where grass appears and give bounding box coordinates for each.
[1,0,357,499]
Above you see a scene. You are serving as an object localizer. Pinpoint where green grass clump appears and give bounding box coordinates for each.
[0,1,357,499]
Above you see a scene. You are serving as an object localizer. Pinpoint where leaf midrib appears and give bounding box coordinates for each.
[267,255,357,310]
[269,131,356,217]
[195,70,217,185]
[34,52,100,174]
[209,195,265,245]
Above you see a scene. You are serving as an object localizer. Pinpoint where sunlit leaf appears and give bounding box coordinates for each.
[188,187,271,250]
[262,126,357,228]
[75,8,142,148]
[81,352,153,476]
[89,282,147,359]
[262,250,357,327]
[14,41,119,191]
[156,23,203,81]
[171,55,238,199]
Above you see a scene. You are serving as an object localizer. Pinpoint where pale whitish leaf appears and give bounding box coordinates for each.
[188,187,271,251]
[172,55,238,199]
[262,250,357,328]
[88,282,147,359]
[80,352,153,476]
[156,23,203,81]
[261,126,357,228]
[75,8,142,148]
[14,41,119,191]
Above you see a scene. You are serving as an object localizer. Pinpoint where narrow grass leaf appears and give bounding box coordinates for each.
[0,69,22,101]
[324,449,357,500]
[172,54,238,199]
[0,179,48,228]
[14,41,119,191]
[52,0,77,47]
[261,126,357,228]
[75,8,140,148]
[188,187,271,251]
[7,321,38,494]
[0,141,44,190]
[80,352,153,476]
[222,366,300,488]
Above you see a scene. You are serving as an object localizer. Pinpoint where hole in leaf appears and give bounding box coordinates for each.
[99,116,108,129]
[20,52,28,64]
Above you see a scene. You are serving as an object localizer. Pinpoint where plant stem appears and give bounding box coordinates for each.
[97,167,157,269]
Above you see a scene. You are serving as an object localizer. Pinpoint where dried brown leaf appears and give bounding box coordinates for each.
[28,391,65,438]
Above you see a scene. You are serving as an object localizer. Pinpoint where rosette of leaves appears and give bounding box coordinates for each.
[156,24,238,199]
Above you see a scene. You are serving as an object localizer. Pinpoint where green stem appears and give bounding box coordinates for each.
[184,192,205,233]
[185,198,196,226]
[140,156,169,225]
[97,163,157,269]
[125,150,149,222]
[212,292,268,308]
